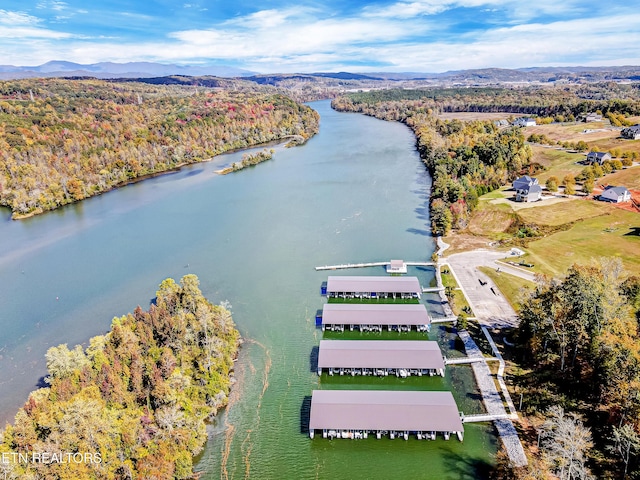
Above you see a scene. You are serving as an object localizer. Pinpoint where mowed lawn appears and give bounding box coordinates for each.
[517,198,610,226]
[598,165,640,190]
[523,206,640,277]
[531,147,585,183]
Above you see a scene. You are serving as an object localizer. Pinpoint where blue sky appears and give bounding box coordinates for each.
[0,0,638,72]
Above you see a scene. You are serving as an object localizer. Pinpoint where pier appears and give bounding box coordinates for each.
[316,260,436,271]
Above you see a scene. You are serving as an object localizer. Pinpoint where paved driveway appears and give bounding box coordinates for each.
[444,250,532,328]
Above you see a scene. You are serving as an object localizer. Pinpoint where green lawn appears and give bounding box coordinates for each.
[478,266,534,311]
[517,198,610,226]
[524,207,640,277]
[532,147,585,183]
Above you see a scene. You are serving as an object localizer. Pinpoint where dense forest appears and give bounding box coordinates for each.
[0,78,320,218]
[501,261,640,479]
[332,94,532,235]
[0,274,239,479]
[340,84,640,118]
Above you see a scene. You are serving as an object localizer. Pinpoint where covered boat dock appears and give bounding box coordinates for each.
[308,390,464,441]
[324,275,421,299]
[317,340,445,377]
[319,303,431,333]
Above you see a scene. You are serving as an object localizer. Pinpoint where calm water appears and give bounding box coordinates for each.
[0,100,497,478]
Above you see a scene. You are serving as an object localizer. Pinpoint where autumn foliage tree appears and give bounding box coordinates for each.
[0,274,240,479]
[0,79,320,218]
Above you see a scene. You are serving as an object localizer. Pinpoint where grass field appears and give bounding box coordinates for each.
[516,198,609,226]
[523,207,640,277]
[531,147,585,183]
[478,267,534,311]
[597,164,640,189]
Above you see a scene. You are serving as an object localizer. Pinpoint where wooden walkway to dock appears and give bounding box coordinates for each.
[462,413,516,423]
[445,357,484,365]
[315,261,436,271]
[431,315,458,324]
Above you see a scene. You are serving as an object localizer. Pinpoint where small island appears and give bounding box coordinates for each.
[0,274,240,479]
[216,148,275,175]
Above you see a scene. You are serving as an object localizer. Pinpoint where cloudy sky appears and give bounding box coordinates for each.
[1,0,638,73]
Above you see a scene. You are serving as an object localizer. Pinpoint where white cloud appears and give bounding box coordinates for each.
[0,10,41,26]
[0,2,637,72]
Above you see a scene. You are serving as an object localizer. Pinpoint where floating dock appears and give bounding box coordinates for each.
[324,275,422,299]
[319,303,431,333]
[308,390,464,441]
[316,260,436,271]
[317,340,445,377]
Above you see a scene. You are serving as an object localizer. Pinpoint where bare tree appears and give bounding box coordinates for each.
[609,423,640,478]
[541,406,593,480]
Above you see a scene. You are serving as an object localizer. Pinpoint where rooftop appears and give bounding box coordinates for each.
[326,276,421,294]
[318,340,444,369]
[309,390,464,432]
[321,303,430,326]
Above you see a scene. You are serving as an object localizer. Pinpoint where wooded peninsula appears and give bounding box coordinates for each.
[0,79,319,218]
[0,274,239,479]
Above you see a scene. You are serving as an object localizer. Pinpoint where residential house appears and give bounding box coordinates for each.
[513,176,542,202]
[515,184,542,202]
[621,125,640,140]
[586,151,612,165]
[513,175,538,191]
[600,186,631,203]
[584,113,603,122]
[512,117,537,127]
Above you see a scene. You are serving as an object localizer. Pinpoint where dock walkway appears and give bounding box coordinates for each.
[458,325,527,466]
[315,261,436,271]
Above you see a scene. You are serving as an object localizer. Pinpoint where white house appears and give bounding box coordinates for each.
[584,113,603,122]
[600,186,631,203]
[513,117,537,127]
[621,125,640,140]
[515,184,542,202]
[586,151,612,165]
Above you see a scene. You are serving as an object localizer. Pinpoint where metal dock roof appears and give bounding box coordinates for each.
[321,303,430,326]
[318,340,444,370]
[309,390,463,432]
[326,276,421,294]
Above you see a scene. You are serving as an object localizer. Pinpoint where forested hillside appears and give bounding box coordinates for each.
[0,274,240,479]
[0,79,319,218]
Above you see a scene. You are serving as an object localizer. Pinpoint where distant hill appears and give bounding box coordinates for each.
[0,61,255,80]
[1,61,639,84]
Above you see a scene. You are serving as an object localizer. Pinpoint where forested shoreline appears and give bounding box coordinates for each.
[332,94,532,236]
[0,79,320,219]
[0,274,240,479]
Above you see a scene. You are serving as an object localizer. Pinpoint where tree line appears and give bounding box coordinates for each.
[0,79,320,218]
[0,274,240,479]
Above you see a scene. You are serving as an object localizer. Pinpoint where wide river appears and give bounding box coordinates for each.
[0,100,496,478]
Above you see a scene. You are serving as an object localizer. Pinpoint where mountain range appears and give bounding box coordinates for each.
[1,61,639,84]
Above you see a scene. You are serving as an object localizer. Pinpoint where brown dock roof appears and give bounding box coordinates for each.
[326,276,421,294]
[321,303,430,326]
[309,390,463,432]
[318,340,444,370]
